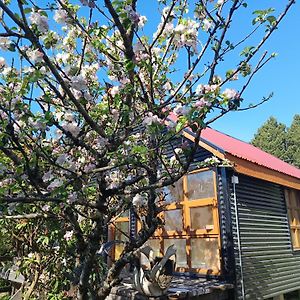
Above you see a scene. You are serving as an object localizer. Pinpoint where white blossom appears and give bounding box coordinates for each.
[29,11,49,33]
[27,49,44,63]
[54,9,69,24]
[47,178,63,190]
[0,57,6,68]
[62,122,81,137]
[203,19,212,31]
[63,230,74,241]
[71,75,88,91]
[173,104,191,116]
[142,112,161,126]
[132,194,147,207]
[0,37,11,50]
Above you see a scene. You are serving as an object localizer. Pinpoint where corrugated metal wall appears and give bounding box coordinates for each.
[230,174,300,300]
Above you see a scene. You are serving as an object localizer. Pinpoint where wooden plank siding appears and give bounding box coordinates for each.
[230,174,300,300]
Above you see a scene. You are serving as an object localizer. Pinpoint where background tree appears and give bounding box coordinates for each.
[0,0,295,299]
[251,115,300,168]
[286,114,300,168]
[251,116,288,161]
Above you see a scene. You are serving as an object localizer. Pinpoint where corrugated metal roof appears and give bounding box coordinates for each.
[199,127,300,180]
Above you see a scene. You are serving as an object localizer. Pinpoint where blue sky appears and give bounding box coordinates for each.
[139,1,300,142]
[1,1,298,142]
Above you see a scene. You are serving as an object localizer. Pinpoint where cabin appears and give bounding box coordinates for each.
[109,126,300,300]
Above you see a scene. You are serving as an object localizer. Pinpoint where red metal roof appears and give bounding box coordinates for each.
[200,127,300,180]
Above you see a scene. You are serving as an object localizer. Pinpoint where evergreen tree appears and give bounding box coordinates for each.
[286,114,300,168]
[251,116,288,161]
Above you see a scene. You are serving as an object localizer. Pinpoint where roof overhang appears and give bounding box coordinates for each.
[183,129,300,190]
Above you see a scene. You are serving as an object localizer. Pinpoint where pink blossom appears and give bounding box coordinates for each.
[194,99,208,109]
[138,16,147,28]
[124,5,140,25]
[56,154,69,165]
[222,88,239,99]
[164,82,172,91]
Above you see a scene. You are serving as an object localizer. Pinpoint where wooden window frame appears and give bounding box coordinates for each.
[151,168,221,275]
[110,215,130,260]
[285,189,300,251]
[110,168,221,275]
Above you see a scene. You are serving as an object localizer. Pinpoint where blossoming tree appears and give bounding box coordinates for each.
[0,0,295,299]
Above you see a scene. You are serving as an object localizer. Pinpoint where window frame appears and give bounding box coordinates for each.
[110,168,222,275]
[152,168,221,275]
[110,215,130,260]
[285,188,300,251]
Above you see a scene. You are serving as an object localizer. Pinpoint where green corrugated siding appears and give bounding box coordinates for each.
[231,175,300,300]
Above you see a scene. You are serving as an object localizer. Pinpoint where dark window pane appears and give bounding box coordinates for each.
[164,209,183,231]
[190,238,219,270]
[187,170,215,200]
[164,239,187,268]
[190,206,214,230]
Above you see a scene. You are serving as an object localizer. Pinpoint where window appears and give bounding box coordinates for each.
[110,211,130,260]
[285,189,300,250]
[110,169,221,275]
[151,169,221,275]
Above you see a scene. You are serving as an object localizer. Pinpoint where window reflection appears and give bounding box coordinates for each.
[163,177,183,204]
[164,209,183,231]
[190,206,213,230]
[187,170,215,200]
[164,239,187,268]
[114,222,129,259]
[190,238,219,270]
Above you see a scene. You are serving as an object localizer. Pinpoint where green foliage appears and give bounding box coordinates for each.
[286,114,300,168]
[251,115,300,168]
[251,116,288,161]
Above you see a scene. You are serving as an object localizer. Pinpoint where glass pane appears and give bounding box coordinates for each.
[190,206,213,230]
[290,229,297,247]
[291,209,297,226]
[141,239,161,268]
[164,209,183,231]
[187,170,215,200]
[164,239,187,268]
[114,222,129,260]
[190,238,220,271]
[297,229,300,248]
[163,178,183,204]
[296,210,300,226]
[115,222,129,241]
[120,210,129,218]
